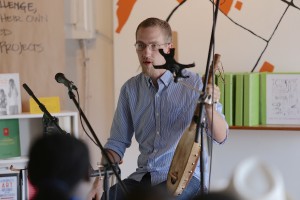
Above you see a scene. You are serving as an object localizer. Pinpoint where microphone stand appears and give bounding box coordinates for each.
[22,84,67,135]
[196,0,221,193]
[23,83,122,199]
[64,85,128,199]
[154,0,221,194]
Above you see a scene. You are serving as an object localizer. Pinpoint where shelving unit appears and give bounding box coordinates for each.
[0,111,78,159]
[230,125,300,131]
[0,111,78,200]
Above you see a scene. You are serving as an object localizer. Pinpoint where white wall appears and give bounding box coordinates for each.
[65,0,114,167]
[113,0,300,101]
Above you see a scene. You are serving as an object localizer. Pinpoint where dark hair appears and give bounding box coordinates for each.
[135,17,172,43]
[28,133,90,200]
[9,78,15,84]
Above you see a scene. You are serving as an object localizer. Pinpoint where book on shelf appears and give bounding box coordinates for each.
[243,72,260,126]
[260,72,300,125]
[0,73,22,116]
[0,119,21,159]
[29,96,61,114]
[0,173,21,199]
[235,73,244,126]
[224,73,235,126]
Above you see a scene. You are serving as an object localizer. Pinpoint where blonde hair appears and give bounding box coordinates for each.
[135,17,172,43]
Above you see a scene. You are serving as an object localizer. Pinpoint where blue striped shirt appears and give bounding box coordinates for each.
[105,70,227,186]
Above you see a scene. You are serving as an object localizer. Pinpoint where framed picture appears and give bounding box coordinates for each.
[0,73,22,116]
[0,173,21,200]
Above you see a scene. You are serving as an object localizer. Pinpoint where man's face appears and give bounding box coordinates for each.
[135,26,171,78]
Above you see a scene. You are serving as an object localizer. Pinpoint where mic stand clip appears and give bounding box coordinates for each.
[153,48,195,82]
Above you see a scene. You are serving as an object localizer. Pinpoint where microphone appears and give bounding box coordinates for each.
[55,73,77,90]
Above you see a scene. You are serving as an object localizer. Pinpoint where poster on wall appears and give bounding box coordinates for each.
[113,0,300,99]
[0,0,66,112]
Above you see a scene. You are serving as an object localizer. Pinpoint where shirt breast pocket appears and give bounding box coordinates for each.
[163,99,195,123]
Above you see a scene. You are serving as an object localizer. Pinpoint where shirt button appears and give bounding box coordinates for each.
[154,149,158,153]
[156,113,159,116]
[156,131,159,135]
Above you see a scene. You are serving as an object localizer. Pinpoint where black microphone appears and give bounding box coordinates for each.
[55,73,77,90]
[23,83,35,97]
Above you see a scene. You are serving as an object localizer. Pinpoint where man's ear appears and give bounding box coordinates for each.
[167,43,173,53]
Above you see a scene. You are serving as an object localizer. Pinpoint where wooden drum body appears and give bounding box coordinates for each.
[167,119,200,196]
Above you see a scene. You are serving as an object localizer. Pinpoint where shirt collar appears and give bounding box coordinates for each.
[144,71,173,88]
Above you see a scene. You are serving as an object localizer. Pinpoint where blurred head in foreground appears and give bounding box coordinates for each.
[28,133,90,200]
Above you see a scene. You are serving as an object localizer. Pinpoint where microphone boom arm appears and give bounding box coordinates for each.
[22,83,67,135]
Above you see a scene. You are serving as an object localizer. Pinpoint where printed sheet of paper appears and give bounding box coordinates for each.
[266,74,300,124]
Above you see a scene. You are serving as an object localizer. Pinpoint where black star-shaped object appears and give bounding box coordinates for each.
[153,48,195,82]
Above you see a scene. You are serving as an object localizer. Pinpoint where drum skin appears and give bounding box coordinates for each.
[167,120,200,196]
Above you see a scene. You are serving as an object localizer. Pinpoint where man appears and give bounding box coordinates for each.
[102,17,228,200]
